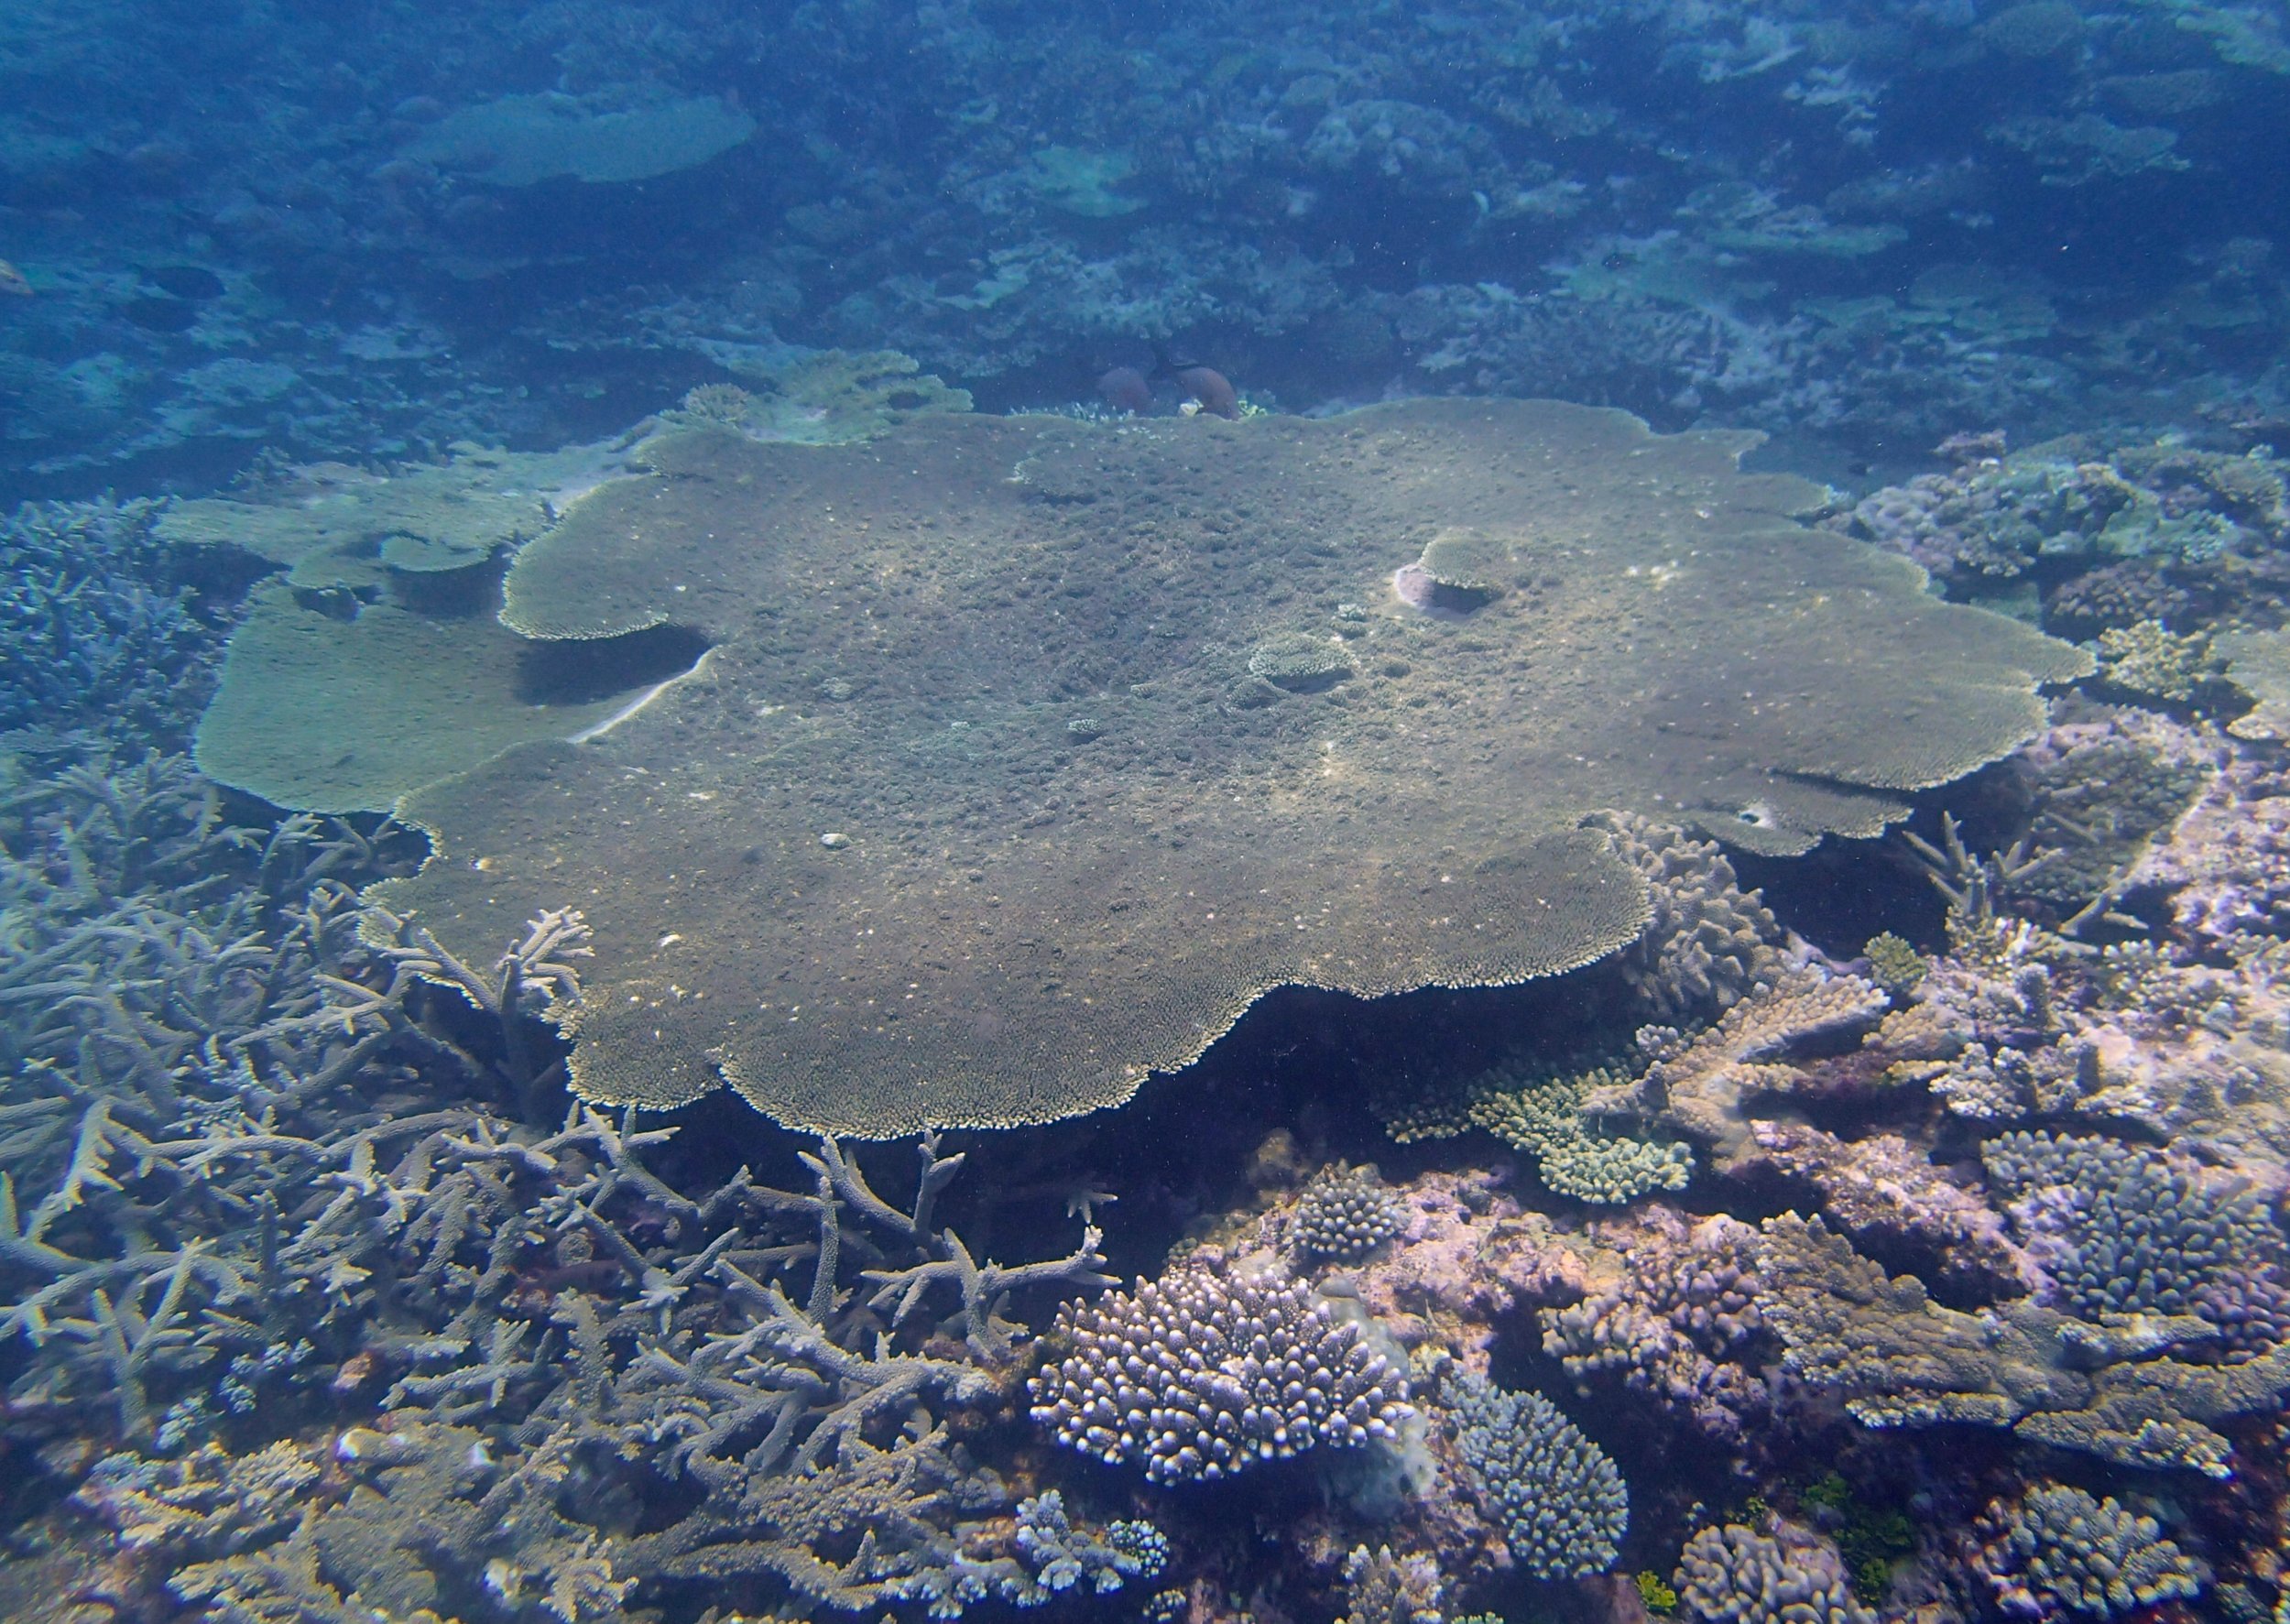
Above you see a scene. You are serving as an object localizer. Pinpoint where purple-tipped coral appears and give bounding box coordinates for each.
[1030,1264,1412,1484]
[1541,1210,1768,1444]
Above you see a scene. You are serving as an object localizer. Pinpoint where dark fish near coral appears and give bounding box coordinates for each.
[1097,365,1153,414]
[124,295,199,332]
[140,264,224,301]
[0,258,31,296]
[1173,364,1238,420]
[1149,346,1242,419]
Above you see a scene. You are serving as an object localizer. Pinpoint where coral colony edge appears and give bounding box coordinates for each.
[8,379,2290,1624]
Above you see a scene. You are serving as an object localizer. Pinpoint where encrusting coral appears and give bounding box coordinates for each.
[192,398,2082,1136]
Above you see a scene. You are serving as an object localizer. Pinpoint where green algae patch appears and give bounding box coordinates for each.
[257,398,2086,1137]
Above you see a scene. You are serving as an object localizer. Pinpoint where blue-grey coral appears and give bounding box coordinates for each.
[1340,1543,1445,1624]
[1030,1264,1412,1483]
[1972,1483,2206,1618]
[1009,1491,1168,1601]
[0,498,227,746]
[1982,1129,2290,1353]
[1292,1163,1407,1262]
[1436,1368,1625,1580]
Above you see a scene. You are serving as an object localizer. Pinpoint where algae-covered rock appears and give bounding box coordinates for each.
[208,398,2084,1136]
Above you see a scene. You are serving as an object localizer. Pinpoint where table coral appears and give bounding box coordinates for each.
[1755,1212,2290,1477]
[1583,968,1889,1169]
[213,398,2084,1137]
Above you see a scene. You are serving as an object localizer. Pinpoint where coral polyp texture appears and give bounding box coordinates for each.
[198,399,2084,1135]
[1674,1521,1876,1624]
[1971,1483,2206,1618]
[1436,1368,1626,1580]
[1028,1263,1412,1483]
[1983,1129,2290,1352]
[1292,1162,1408,1261]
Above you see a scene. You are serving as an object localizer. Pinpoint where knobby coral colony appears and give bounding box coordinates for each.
[17,403,2290,1624]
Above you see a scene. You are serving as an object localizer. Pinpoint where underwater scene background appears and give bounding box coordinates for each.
[7,1,2290,1621]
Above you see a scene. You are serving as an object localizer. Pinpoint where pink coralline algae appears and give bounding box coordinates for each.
[1296,1168,1587,1365]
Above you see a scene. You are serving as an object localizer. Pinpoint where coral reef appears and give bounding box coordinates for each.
[1543,1209,1769,1444]
[1594,812,1787,1023]
[1339,1544,1445,1624]
[1465,1066,1694,1204]
[1674,1520,1875,1624]
[1029,1261,1412,1483]
[323,399,2077,1134]
[1292,1163,1407,1262]
[1,498,230,747]
[1969,1482,2206,1618]
[1983,1129,2290,1354]
[1435,1368,1625,1580]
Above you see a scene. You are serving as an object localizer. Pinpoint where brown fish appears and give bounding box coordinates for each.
[1174,365,1238,419]
[0,260,32,297]
[1097,365,1153,414]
